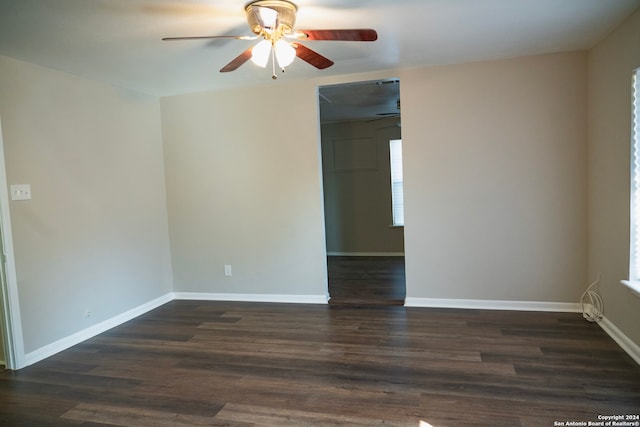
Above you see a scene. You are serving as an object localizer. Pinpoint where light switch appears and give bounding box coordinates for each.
[10,184,31,201]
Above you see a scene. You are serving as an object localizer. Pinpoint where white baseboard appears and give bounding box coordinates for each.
[598,316,640,366]
[405,297,581,313]
[173,292,329,305]
[23,293,174,368]
[327,252,405,257]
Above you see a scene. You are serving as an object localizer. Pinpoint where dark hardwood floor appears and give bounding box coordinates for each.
[327,256,406,305]
[1,300,639,426]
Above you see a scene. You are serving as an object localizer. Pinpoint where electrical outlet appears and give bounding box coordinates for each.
[224,265,232,276]
[84,309,92,318]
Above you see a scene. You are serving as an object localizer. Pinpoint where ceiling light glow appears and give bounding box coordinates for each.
[275,40,296,68]
[251,39,272,67]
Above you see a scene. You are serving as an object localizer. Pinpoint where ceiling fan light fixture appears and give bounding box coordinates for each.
[251,39,272,67]
[245,0,298,36]
[163,0,377,76]
[275,40,296,68]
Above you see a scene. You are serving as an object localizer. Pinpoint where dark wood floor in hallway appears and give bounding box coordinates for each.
[327,255,406,305]
[1,300,639,426]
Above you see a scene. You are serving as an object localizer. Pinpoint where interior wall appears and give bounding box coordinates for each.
[161,51,587,306]
[161,81,328,297]
[321,117,404,254]
[588,8,640,347]
[0,55,173,354]
[400,52,588,302]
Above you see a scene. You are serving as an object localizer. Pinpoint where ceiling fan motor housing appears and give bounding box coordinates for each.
[245,0,298,36]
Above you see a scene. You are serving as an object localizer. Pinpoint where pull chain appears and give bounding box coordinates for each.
[271,44,277,80]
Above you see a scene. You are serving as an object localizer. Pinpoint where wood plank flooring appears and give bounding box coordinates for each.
[0,300,639,426]
[327,256,406,305]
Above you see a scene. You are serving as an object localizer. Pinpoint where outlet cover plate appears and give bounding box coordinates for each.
[10,184,31,201]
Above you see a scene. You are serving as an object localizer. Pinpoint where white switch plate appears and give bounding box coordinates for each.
[224,265,232,276]
[10,184,31,201]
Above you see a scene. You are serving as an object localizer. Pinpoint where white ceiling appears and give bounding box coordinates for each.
[0,0,639,98]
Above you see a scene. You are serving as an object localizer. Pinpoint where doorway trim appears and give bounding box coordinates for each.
[0,115,26,369]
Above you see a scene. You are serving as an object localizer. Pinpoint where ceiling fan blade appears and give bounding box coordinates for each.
[291,29,377,42]
[293,43,334,69]
[162,35,257,41]
[220,47,254,73]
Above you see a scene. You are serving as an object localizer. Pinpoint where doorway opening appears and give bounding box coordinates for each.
[318,79,405,305]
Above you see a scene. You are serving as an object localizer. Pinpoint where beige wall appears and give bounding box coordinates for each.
[400,52,588,302]
[161,81,328,296]
[321,118,404,254]
[0,55,173,353]
[161,52,588,306]
[588,9,640,346]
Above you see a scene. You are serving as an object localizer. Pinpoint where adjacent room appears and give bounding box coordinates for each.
[319,79,406,305]
[0,0,639,425]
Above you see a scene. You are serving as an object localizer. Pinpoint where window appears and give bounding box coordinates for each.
[624,69,640,297]
[389,139,404,226]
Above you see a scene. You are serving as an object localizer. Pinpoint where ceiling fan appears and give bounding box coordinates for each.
[162,0,378,79]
